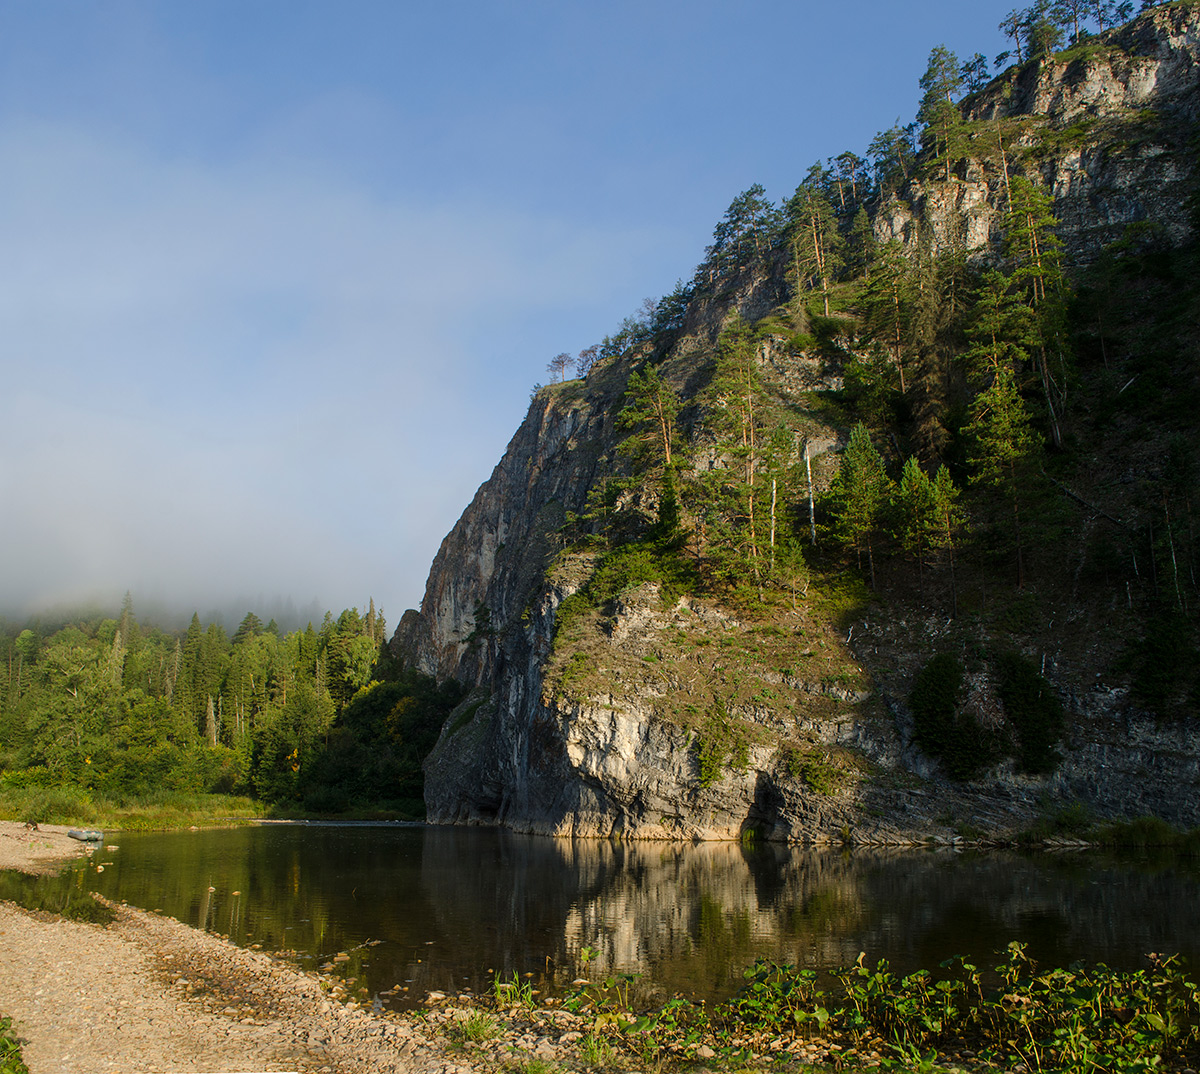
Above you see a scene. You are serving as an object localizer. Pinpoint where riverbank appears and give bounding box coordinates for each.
[4,820,1199,1074]
[0,822,92,875]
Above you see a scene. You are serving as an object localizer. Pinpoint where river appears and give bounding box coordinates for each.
[31,824,1200,1010]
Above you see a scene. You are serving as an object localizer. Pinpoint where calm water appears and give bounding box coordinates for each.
[22,824,1200,1010]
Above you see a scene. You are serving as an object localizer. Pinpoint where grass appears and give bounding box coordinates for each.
[0,1016,28,1074]
[0,786,261,830]
[454,1009,503,1044]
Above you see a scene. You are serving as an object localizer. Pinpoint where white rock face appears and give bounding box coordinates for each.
[877,5,1200,261]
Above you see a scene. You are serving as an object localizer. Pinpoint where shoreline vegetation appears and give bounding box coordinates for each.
[4,789,1200,852]
[0,823,1197,1074]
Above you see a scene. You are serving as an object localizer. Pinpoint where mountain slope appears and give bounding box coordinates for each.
[394,3,1200,842]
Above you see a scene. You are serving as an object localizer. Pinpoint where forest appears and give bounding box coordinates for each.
[0,596,464,821]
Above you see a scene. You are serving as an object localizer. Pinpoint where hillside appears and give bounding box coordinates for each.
[393,2,1200,842]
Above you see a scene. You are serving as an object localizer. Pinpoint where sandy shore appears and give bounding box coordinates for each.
[0,821,484,1074]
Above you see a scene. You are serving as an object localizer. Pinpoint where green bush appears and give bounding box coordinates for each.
[693,706,747,788]
[1125,608,1199,721]
[994,650,1064,774]
[1,1014,30,1074]
[0,783,98,826]
[909,654,1002,781]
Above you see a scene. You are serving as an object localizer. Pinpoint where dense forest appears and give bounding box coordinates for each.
[0,596,463,818]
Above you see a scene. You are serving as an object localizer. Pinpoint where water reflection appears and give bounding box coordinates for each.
[54,824,1200,1010]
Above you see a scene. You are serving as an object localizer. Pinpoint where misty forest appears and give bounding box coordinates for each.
[0,598,463,819]
[3,0,1200,828]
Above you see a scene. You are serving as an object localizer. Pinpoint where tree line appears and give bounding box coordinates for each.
[0,596,463,813]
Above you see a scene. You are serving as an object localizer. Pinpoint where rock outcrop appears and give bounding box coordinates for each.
[876,4,1200,259]
[394,5,1200,842]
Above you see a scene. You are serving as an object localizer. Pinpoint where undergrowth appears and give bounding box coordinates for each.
[548,944,1200,1073]
[0,786,260,830]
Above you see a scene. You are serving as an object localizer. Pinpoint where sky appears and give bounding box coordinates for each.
[0,0,1014,630]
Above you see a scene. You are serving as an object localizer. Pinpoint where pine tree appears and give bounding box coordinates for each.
[618,366,681,475]
[698,314,769,589]
[861,241,912,392]
[931,465,966,617]
[785,176,844,318]
[967,366,1042,588]
[828,423,894,588]
[1003,177,1070,445]
[917,46,965,182]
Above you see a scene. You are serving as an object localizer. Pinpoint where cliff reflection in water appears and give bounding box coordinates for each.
[80,825,1200,1010]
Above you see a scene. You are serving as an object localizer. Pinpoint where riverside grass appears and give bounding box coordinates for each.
[0,785,259,830]
[539,943,1200,1073]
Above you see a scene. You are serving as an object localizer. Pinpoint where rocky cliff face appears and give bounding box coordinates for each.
[395,6,1200,842]
[877,4,1200,260]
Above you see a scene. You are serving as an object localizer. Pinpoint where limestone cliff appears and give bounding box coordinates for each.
[877,4,1200,259]
[394,5,1200,842]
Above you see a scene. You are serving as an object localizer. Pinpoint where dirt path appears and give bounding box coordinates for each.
[0,822,479,1074]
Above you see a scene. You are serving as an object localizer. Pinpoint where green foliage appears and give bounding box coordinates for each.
[827,423,894,586]
[994,650,1064,774]
[617,365,680,474]
[1122,607,1200,721]
[0,1015,29,1074]
[917,45,965,181]
[693,706,748,788]
[298,671,466,813]
[454,1009,502,1043]
[909,654,1003,780]
[0,594,447,817]
[556,944,1200,1074]
[784,747,845,795]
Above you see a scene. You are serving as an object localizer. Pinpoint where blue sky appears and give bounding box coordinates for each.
[0,0,1013,628]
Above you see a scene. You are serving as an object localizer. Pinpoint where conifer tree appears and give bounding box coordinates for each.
[896,457,940,578]
[962,269,1039,380]
[917,46,964,181]
[869,122,918,198]
[932,465,966,616]
[1004,177,1070,445]
[829,423,894,588]
[967,366,1042,588]
[785,176,843,318]
[618,366,680,474]
[861,241,912,392]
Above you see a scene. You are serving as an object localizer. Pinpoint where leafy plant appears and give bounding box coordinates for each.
[0,1016,29,1074]
[994,650,1064,774]
[491,971,537,1011]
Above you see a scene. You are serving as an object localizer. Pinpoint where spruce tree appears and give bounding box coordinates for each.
[967,366,1042,588]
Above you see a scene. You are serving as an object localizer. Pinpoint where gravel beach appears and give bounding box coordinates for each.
[0,821,487,1074]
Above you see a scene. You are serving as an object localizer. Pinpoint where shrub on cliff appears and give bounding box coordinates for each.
[909,653,1003,780]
